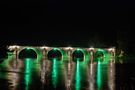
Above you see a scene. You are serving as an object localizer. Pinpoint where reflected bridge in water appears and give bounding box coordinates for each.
[0,45,115,90]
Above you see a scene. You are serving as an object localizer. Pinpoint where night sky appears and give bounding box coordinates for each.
[0,0,135,49]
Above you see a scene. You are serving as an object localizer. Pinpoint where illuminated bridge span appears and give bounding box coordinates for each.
[8,45,115,63]
[6,45,116,90]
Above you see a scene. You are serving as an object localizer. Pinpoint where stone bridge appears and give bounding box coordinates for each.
[8,45,115,63]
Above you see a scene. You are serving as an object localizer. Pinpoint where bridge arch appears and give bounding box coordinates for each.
[72,48,90,62]
[94,49,111,63]
[18,47,43,61]
[47,48,68,61]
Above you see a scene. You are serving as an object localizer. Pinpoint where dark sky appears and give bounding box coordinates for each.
[1,0,135,47]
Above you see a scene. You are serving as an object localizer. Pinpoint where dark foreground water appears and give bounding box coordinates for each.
[0,57,135,90]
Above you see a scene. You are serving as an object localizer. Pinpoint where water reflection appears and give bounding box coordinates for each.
[66,59,72,90]
[7,72,19,90]
[97,61,102,90]
[89,63,95,90]
[52,58,58,88]
[24,73,31,90]
[75,60,81,90]
[40,59,46,85]
[24,58,32,90]
[0,56,117,90]
[108,61,115,90]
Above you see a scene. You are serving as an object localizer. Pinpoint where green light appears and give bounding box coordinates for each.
[53,48,58,51]
[74,48,90,63]
[20,47,43,62]
[95,49,111,64]
[32,47,43,62]
[50,48,68,61]
[0,52,13,68]
[97,61,102,90]
[26,48,31,50]
[76,48,81,51]
[25,74,30,90]
[97,49,104,52]
[25,58,31,73]
[24,58,32,90]
[75,59,81,90]
[52,58,58,88]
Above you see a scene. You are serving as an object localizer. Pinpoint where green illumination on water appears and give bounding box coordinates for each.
[25,58,31,73]
[97,60,102,90]
[75,59,81,90]
[52,58,58,88]
[24,58,32,90]
[25,73,30,90]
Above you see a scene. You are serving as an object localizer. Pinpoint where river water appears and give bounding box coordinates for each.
[0,54,134,90]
